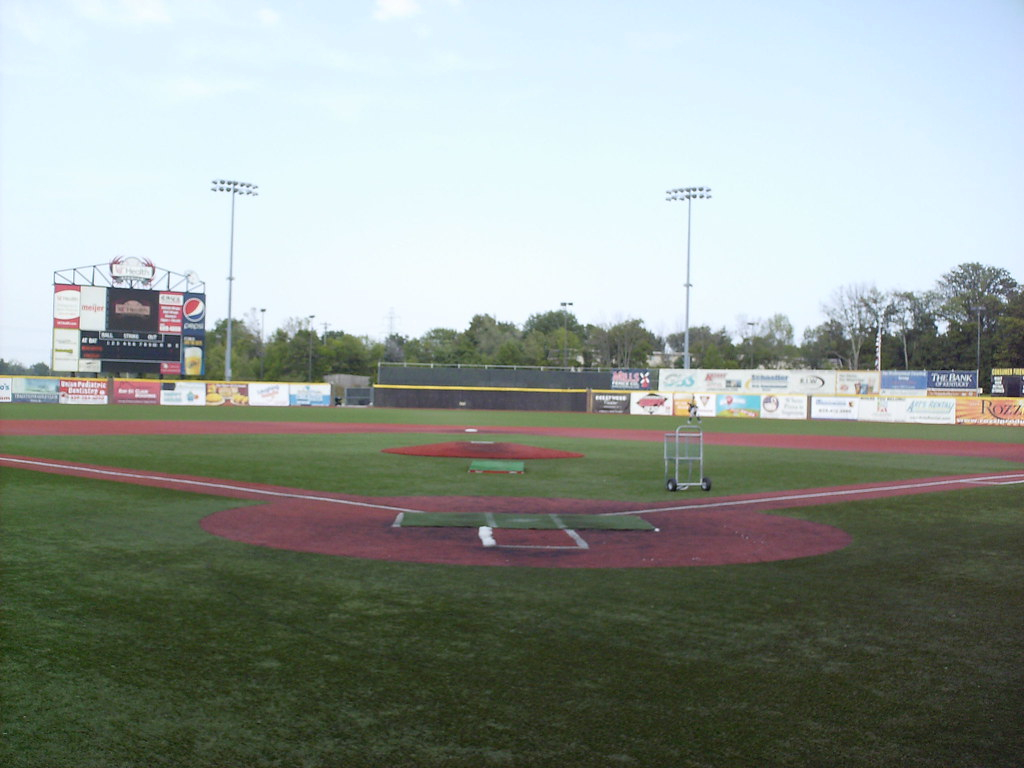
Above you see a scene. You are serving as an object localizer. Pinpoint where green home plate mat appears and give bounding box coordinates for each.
[468,459,525,474]
[398,512,654,531]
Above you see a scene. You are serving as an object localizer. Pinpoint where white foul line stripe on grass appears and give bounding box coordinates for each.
[612,473,1024,517]
[0,456,428,516]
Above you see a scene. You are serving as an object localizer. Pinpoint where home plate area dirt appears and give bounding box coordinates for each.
[2,420,1022,569]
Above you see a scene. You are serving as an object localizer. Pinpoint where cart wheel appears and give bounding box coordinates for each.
[666,478,678,492]
[700,477,712,492]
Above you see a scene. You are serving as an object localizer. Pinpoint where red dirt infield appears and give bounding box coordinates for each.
[2,419,1021,569]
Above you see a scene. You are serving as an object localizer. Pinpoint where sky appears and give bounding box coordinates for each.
[1,0,1022,366]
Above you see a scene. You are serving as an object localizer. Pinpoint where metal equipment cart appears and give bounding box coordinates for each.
[663,424,712,492]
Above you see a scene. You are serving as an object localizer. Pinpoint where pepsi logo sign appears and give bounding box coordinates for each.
[183,297,205,323]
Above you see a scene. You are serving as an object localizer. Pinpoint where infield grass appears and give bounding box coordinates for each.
[2,404,1022,767]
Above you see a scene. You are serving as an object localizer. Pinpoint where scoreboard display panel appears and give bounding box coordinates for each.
[52,285,206,375]
[80,331,182,362]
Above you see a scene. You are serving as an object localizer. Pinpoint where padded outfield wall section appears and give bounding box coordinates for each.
[374,363,609,411]
[373,385,590,412]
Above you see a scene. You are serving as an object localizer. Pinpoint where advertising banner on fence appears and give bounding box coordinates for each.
[630,391,672,415]
[591,392,630,414]
[113,379,162,404]
[658,370,703,392]
[206,382,249,406]
[0,378,11,403]
[747,371,835,395]
[249,382,290,407]
[10,377,59,403]
[611,369,651,390]
[880,371,928,396]
[927,370,977,397]
[836,371,880,396]
[811,397,857,420]
[159,381,206,406]
[956,398,1024,426]
[289,383,331,407]
[716,394,761,418]
[59,378,108,405]
[857,397,956,425]
[664,369,743,392]
[760,394,808,420]
[659,369,835,395]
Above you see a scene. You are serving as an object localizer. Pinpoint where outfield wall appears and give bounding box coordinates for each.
[0,376,333,407]
[2,375,1021,425]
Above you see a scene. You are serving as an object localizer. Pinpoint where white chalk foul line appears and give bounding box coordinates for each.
[0,456,428,516]
[610,473,1024,517]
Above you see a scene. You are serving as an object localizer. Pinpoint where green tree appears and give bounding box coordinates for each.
[934,263,1019,389]
[603,319,658,368]
[935,262,1018,326]
[461,314,523,363]
[992,287,1024,368]
[889,290,941,370]
[666,326,738,369]
[800,320,851,369]
[821,283,888,369]
[523,309,584,366]
[404,328,462,364]
[0,359,50,375]
[321,333,373,377]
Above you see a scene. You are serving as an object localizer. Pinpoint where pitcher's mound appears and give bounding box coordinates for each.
[382,441,584,460]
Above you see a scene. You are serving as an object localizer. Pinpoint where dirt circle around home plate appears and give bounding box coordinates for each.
[198,490,855,569]
[3,419,1021,569]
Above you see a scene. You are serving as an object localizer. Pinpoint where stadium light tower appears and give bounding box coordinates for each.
[259,308,267,380]
[971,305,984,379]
[560,301,573,367]
[307,314,316,382]
[211,179,258,381]
[666,186,711,369]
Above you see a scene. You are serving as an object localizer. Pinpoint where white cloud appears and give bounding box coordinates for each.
[373,0,420,22]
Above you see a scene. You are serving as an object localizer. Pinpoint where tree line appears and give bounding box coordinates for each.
[3,262,1020,391]
[204,262,1021,391]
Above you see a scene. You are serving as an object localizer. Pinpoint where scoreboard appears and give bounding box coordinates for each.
[52,284,206,375]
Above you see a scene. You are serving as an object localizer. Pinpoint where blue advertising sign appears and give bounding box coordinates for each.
[881,371,928,391]
[927,370,978,391]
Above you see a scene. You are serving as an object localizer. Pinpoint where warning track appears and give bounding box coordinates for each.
[2,418,1021,568]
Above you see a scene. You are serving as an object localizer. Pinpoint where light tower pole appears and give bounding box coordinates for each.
[307,314,316,382]
[560,301,573,367]
[971,305,984,384]
[259,307,267,380]
[666,186,711,369]
[211,179,258,381]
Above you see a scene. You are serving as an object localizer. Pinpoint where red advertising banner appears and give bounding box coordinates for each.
[112,379,162,405]
[159,292,183,333]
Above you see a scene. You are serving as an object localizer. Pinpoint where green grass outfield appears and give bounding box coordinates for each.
[2,404,1023,767]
